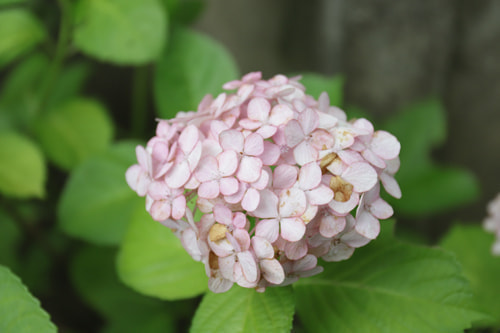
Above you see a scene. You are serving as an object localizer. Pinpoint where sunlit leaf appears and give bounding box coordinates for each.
[294,223,485,333]
[0,132,45,198]
[191,286,294,333]
[0,9,46,68]
[58,141,141,245]
[73,0,168,64]
[117,205,208,300]
[154,28,238,119]
[0,265,57,333]
[441,224,500,327]
[36,98,114,170]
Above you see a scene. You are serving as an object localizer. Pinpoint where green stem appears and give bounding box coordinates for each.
[131,65,150,138]
[37,0,72,114]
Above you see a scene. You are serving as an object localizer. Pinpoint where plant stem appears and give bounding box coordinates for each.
[37,0,72,114]
[131,65,150,138]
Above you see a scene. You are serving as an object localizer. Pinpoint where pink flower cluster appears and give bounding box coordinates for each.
[484,193,500,255]
[126,72,401,293]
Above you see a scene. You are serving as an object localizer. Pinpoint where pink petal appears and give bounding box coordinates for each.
[299,162,322,190]
[355,211,380,239]
[171,195,186,219]
[149,200,171,221]
[279,188,307,217]
[380,172,402,199]
[307,185,334,205]
[126,165,141,191]
[252,190,278,218]
[293,254,317,272]
[135,145,150,170]
[341,162,377,193]
[255,218,280,242]
[284,120,305,147]
[214,204,233,226]
[269,104,294,126]
[239,118,262,130]
[186,142,202,171]
[285,238,308,260]
[362,149,386,169]
[219,255,236,280]
[219,177,239,196]
[218,150,238,176]
[294,141,318,166]
[320,215,346,238]
[247,97,271,122]
[233,229,251,251]
[237,251,258,282]
[322,243,355,262]
[237,156,262,183]
[224,182,246,204]
[208,276,233,293]
[233,212,247,229]
[273,164,298,189]
[178,125,199,153]
[260,259,285,284]
[371,131,401,160]
[298,108,319,135]
[256,125,277,139]
[243,133,264,156]
[259,141,280,166]
[181,228,202,261]
[328,192,360,215]
[195,156,219,182]
[280,217,306,242]
[165,161,191,189]
[369,198,394,219]
[220,129,244,152]
[198,180,220,199]
[251,236,274,259]
[242,187,260,212]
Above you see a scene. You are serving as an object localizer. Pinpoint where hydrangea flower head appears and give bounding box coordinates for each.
[126,72,401,293]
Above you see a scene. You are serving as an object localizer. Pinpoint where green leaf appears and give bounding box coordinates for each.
[300,74,344,107]
[294,223,484,333]
[35,98,114,170]
[0,132,45,198]
[73,0,168,65]
[45,61,91,110]
[117,205,208,300]
[58,141,141,245]
[0,209,21,269]
[190,286,294,333]
[391,166,479,216]
[154,28,238,119]
[0,265,57,333]
[71,246,175,333]
[441,224,500,327]
[0,9,46,68]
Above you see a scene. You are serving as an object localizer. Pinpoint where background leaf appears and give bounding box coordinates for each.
[300,73,344,107]
[0,132,45,198]
[117,205,208,300]
[58,141,141,245]
[73,0,167,65]
[294,223,484,333]
[154,28,238,119]
[440,224,500,327]
[35,98,114,170]
[0,9,46,68]
[190,286,295,333]
[71,246,175,333]
[0,265,57,333]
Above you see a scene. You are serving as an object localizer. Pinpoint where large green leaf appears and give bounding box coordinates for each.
[0,265,57,333]
[0,9,46,68]
[294,223,484,333]
[0,132,45,198]
[191,286,294,333]
[0,209,21,269]
[300,73,344,107]
[117,205,208,300]
[71,246,174,333]
[35,98,114,170]
[73,0,167,65]
[58,141,141,245]
[154,28,238,119]
[441,224,500,327]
